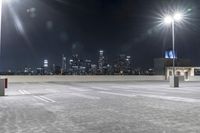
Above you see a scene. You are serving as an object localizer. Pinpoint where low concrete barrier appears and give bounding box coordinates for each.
[188,76,200,81]
[1,75,166,83]
[0,79,5,96]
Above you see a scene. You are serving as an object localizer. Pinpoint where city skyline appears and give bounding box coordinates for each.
[0,0,200,71]
[6,50,134,74]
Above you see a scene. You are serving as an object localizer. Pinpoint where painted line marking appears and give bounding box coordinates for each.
[23,90,31,94]
[142,88,190,94]
[99,91,136,97]
[18,90,31,95]
[139,94,200,103]
[40,84,89,92]
[45,89,59,93]
[39,96,56,103]
[67,86,89,92]
[90,87,110,91]
[68,93,100,100]
[18,90,56,103]
[18,90,25,94]
[99,91,200,103]
[34,96,50,103]
[110,85,190,94]
[126,90,166,95]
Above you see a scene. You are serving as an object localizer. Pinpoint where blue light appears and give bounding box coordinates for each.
[165,51,169,59]
[165,50,176,59]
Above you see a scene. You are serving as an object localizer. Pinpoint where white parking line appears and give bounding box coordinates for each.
[111,85,190,94]
[18,90,31,95]
[18,90,25,94]
[18,89,56,103]
[90,87,110,91]
[99,91,136,97]
[68,93,100,100]
[45,89,59,93]
[39,96,56,103]
[67,86,89,92]
[139,94,200,103]
[23,90,31,94]
[99,91,200,103]
[34,96,50,103]
[145,88,190,94]
[126,90,166,95]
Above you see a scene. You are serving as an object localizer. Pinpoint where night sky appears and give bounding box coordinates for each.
[1,0,200,71]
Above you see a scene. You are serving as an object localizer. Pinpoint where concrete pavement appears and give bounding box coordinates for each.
[1,81,200,133]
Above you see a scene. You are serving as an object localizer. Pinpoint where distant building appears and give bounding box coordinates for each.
[68,54,86,75]
[154,58,192,75]
[44,59,48,68]
[98,50,105,74]
[85,59,92,74]
[43,59,49,74]
[91,64,97,75]
[36,67,45,75]
[113,54,133,75]
[70,54,80,75]
[52,64,56,74]
[61,55,67,74]
[54,66,61,75]
[24,66,32,75]
[165,67,200,81]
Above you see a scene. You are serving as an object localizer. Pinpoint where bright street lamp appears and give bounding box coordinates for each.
[174,13,183,21]
[163,12,184,87]
[164,15,173,24]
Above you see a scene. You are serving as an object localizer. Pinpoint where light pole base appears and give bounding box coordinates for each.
[170,76,179,88]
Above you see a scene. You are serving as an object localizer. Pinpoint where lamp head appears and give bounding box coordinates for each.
[163,12,183,25]
[164,15,173,24]
[173,12,183,22]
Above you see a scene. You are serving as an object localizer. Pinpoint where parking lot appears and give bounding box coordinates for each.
[1,81,200,133]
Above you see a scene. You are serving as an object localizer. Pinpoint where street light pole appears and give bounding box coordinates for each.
[172,20,175,77]
[163,12,184,87]
[170,19,179,88]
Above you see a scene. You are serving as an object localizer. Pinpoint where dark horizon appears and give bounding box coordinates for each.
[1,0,200,71]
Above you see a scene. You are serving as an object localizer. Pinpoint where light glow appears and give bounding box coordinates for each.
[164,15,173,24]
[163,12,184,25]
[173,13,183,21]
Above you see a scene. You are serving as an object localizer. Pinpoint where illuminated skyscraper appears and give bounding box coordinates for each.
[69,54,82,75]
[113,54,132,75]
[43,59,49,75]
[44,59,48,68]
[61,55,67,74]
[98,50,105,74]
